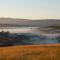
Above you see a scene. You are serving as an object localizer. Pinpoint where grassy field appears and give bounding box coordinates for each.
[0,44,60,60]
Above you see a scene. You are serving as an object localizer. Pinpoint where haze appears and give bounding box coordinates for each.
[0,0,60,19]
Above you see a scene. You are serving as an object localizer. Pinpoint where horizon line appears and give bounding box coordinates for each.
[0,17,60,20]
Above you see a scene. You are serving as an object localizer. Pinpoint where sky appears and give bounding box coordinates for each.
[0,0,60,19]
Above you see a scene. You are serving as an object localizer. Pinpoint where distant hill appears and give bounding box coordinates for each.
[0,18,60,27]
[0,23,22,27]
[45,24,60,29]
[41,24,60,33]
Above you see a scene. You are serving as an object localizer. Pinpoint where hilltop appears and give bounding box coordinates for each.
[0,18,60,27]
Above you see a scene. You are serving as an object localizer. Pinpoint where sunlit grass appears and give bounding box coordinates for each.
[0,44,60,60]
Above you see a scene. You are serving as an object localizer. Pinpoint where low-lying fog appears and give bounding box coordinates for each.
[0,27,60,45]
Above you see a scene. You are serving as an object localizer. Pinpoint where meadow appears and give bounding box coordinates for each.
[0,44,60,60]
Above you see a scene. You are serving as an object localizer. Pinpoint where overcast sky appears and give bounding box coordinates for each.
[0,0,60,19]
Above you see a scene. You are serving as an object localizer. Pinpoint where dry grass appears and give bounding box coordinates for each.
[0,44,60,60]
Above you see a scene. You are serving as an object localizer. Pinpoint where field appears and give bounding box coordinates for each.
[0,44,60,60]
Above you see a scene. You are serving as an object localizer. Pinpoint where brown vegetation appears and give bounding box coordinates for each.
[0,44,60,60]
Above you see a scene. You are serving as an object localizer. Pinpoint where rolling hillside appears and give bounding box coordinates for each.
[0,18,60,27]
